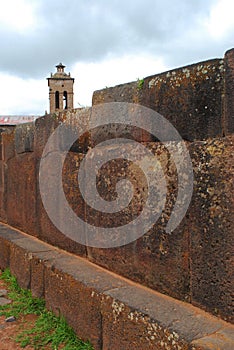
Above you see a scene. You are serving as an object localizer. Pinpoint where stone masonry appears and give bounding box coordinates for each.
[0,49,233,349]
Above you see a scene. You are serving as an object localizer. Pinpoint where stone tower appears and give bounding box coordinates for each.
[47,63,74,114]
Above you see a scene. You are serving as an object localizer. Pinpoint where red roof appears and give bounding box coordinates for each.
[0,116,39,125]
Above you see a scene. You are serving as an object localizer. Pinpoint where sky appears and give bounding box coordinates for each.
[0,0,233,115]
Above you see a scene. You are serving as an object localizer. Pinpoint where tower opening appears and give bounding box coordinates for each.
[63,91,68,109]
[55,91,60,109]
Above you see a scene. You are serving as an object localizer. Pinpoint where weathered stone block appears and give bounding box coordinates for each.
[0,236,10,270]
[44,261,103,349]
[6,153,37,236]
[0,222,233,350]
[59,108,91,153]
[10,244,31,289]
[34,108,91,158]
[0,128,16,222]
[101,285,226,350]
[0,49,232,328]
[0,226,22,269]
[86,141,190,301]
[91,88,154,144]
[93,58,225,142]
[223,48,234,135]
[34,114,60,158]
[14,122,35,154]
[30,250,64,299]
[0,129,15,162]
[0,160,7,221]
[6,233,55,291]
[37,152,86,256]
[43,251,131,349]
[188,135,234,323]
[191,327,234,350]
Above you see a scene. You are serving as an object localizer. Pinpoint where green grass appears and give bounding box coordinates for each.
[0,268,93,350]
[0,268,45,318]
[137,78,144,89]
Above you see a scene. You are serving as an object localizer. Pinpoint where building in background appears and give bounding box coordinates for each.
[47,63,74,114]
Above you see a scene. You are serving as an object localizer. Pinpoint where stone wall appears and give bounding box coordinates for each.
[93,48,234,142]
[0,49,233,324]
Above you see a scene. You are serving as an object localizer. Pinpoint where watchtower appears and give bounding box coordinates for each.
[47,63,74,114]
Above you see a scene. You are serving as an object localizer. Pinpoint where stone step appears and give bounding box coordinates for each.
[0,222,233,350]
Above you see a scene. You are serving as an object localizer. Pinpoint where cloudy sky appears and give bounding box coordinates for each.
[0,0,233,115]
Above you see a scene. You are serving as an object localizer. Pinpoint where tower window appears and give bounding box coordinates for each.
[55,91,59,109]
[63,91,68,109]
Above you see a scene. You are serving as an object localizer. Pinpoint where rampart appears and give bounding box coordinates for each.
[0,48,233,349]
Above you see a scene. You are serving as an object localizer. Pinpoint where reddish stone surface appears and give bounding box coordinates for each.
[101,297,188,350]
[45,268,102,349]
[101,283,228,350]
[37,152,87,256]
[10,244,31,289]
[0,122,233,322]
[0,50,233,325]
[34,109,91,158]
[14,123,35,154]
[34,109,90,255]
[0,128,15,162]
[188,135,234,323]
[85,141,190,302]
[9,236,52,290]
[34,114,60,158]
[0,226,24,270]
[63,152,86,223]
[31,250,68,299]
[191,327,234,350]
[60,108,91,153]
[0,160,7,222]
[1,224,233,350]
[0,129,16,222]
[6,153,37,236]
[87,136,234,321]
[44,254,130,350]
[90,112,154,146]
[0,237,10,270]
[93,58,225,142]
[223,48,234,135]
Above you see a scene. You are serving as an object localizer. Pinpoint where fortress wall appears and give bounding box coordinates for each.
[83,135,234,323]
[0,49,233,323]
[0,113,233,323]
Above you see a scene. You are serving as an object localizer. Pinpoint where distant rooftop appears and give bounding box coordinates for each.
[0,115,39,125]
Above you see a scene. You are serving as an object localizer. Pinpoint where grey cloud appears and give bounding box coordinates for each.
[0,0,229,78]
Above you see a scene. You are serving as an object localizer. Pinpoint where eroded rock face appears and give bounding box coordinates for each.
[82,135,233,323]
[189,135,234,322]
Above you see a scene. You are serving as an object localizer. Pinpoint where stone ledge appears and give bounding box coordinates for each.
[0,222,233,350]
